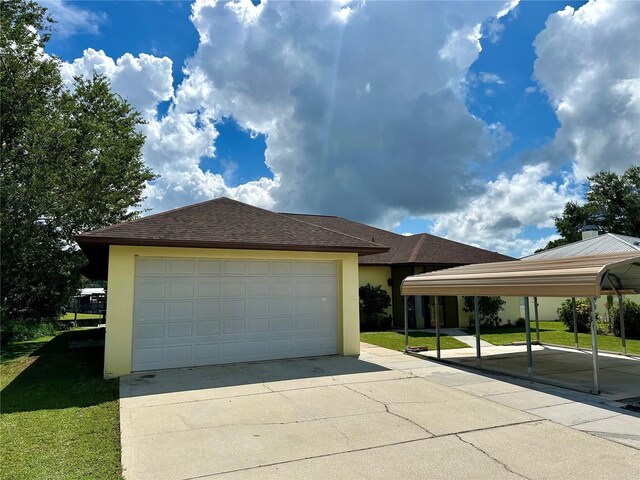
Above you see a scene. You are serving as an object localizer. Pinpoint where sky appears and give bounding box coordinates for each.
[42,0,640,258]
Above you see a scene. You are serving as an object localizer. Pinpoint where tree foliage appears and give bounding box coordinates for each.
[1,0,157,325]
[462,296,506,328]
[541,166,640,251]
[557,298,593,333]
[359,284,391,331]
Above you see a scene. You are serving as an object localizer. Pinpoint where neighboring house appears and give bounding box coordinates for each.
[76,197,510,378]
[73,287,106,314]
[282,213,512,328]
[504,232,640,322]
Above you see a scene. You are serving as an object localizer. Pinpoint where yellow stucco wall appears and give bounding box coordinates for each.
[104,245,360,378]
[358,266,393,315]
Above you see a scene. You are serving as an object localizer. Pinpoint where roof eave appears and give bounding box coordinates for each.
[75,235,389,256]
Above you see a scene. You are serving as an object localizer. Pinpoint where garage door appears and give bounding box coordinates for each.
[132,258,339,371]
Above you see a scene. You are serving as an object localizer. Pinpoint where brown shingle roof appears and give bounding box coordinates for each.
[77,197,388,255]
[283,214,513,265]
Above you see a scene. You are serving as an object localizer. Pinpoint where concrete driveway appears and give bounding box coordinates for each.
[120,344,640,480]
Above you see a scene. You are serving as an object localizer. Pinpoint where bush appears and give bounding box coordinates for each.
[515,317,526,327]
[611,299,640,339]
[463,296,506,329]
[0,318,65,344]
[557,298,595,333]
[359,284,391,331]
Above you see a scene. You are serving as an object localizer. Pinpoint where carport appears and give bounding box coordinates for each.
[401,252,640,394]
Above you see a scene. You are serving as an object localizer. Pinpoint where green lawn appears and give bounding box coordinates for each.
[361,331,470,352]
[0,329,121,480]
[59,312,104,321]
[467,321,640,355]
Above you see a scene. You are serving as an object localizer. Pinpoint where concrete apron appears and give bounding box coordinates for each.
[419,343,640,400]
[119,344,640,480]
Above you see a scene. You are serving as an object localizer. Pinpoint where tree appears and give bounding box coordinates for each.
[540,166,640,251]
[1,0,157,327]
[359,284,391,331]
[462,296,506,328]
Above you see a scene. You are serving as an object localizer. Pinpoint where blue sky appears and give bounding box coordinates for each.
[46,0,639,257]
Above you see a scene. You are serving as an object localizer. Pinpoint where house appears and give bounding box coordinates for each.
[282,213,512,328]
[76,197,510,378]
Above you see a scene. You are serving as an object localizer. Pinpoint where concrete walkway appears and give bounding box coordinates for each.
[421,327,494,348]
[119,343,640,479]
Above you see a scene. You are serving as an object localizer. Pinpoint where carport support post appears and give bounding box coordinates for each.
[572,297,578,348]
[435,295,441,359]
[589,297,600,394]
[618,295,626,355]
[534,297,540,343]
[524,296,533,377]
[404,295,409,352]
[474,296,481,367]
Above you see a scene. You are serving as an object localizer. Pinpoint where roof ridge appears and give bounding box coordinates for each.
[408,233,427,263]
[284,213,405,241]
[78,197,229,236]
[283,213,390,249]
[610,233,640,250]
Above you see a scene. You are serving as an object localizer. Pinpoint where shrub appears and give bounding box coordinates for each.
[611,299,640,339]
[557,298,594,333]
[0,318,65,344]
[359,284,391,331]
[515,317,526,327]
[463,296,506,329]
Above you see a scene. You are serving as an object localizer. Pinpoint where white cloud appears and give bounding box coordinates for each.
[61,49,174,120]
[430,164,581,257]
[533,0,640,178]
[41,0,106,37]
[479,72,505,84]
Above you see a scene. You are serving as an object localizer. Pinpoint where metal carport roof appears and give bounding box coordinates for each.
[401,252,640,298]
[399,251,640,394]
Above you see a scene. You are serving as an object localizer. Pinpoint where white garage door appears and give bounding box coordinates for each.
[132,257,339,371]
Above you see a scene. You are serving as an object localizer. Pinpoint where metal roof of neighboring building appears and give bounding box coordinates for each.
[522,233,640,261]
[401,252,640,298]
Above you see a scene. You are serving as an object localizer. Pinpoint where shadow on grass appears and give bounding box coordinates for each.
[1,340,50,363]
[1,328,118,414]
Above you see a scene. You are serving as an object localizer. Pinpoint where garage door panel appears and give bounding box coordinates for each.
[270,298,293,315]
[167,301,193,318]
[134,347,164,366]
[223,260,246,275]
[135,279,166,299]
[166,345,192,362]
[135,301,165,320]
[271,280,292,296]
[197,260,221,275]
[195,300,220,317]
[248,261,270,275]
[222,281,246,296]
[271,317,293,332]
[195,343,219,360]
[272,261,293,275]
[167,279,195,299]
[195,280,221,298]
[248,317,270,333]
[247,298,270,316]
[167,322,192,338]
[133,258,338,371]
[221,298,246,316]
[247,282,270,296]
[168,259,195,275]
[222,318,246,334]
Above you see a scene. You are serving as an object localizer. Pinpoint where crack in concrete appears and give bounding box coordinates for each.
[455,433,533,480]
[183,421,547,480]
[341,382,435,436]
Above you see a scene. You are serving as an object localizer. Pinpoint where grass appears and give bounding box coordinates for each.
[0,328,121,480]
[361,331,470,352]
[467,321,640,355]
[59,312,104,321]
